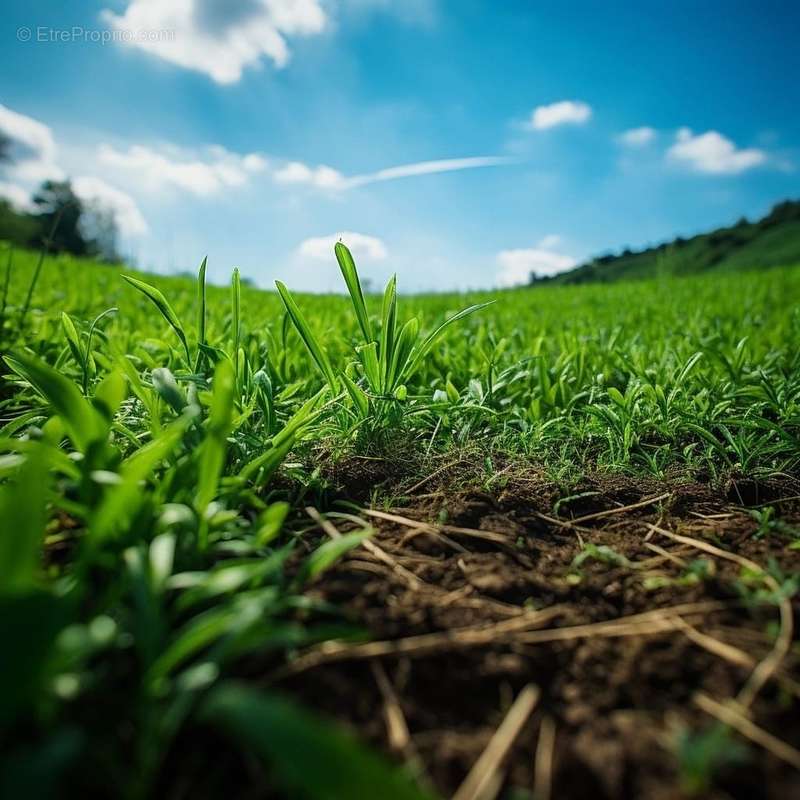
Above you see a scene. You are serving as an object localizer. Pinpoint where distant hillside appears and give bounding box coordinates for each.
[547,199,800,285]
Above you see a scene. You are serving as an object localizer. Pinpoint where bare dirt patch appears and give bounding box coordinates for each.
[272,465,800,799]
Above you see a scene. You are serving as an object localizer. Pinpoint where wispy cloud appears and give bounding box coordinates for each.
[269,155,513,191]
[343,156,513,188]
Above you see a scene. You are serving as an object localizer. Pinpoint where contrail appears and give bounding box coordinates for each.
[343,156,514,188]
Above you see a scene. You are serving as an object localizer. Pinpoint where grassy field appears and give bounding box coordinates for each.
[1,244,799,799]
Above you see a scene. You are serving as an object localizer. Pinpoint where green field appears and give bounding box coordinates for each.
[1,244,799,799]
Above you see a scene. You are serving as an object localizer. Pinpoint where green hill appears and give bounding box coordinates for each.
[551,199,800,285]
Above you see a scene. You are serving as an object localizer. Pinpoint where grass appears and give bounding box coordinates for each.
[0,240,799,798]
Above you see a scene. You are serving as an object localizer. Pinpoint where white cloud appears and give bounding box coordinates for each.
[102,0,328,85]
[496,245,576,286]
[618,126,656,146]
[273,161,346,189]
[667,128,766,174]
[0,181,33,210]
[98,143,267,195]
[298,231,388,262]
[0,104,56,162]
[0,103,64,184]
[527,100,592,131]
[72,176,148,236]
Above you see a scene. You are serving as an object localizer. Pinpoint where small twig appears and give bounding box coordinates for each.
[305,506,342,539]
[672,616,754,669]
[361,508,469,553]
[567,492,671,526]
[362,507,517,554]
[274,602,725,678]
[694,692,800,770]
[306,506,423,590]
[516,616,680,645]
[370,661,432,791]
[452,684,540,800]
[371,662,411,751]
[642,541,689,568]
[688,511,736,520]
[533,715,556,800]
[647,523,793,710]
[532,511,597,537]
[273,606,565,678]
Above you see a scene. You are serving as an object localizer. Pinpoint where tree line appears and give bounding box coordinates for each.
[0,132,121,262]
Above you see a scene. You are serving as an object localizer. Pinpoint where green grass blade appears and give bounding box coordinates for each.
[151,367,187,413]
[342,371,369,416]
[91,415,191,542]
[114,351,161,432]
[122,274,191,364]
[253,369,275,432]
[238,436,295,488]
[197,255,207,351]
[93,370,127,422]
[148,605,236,683]
[60,312,85,373]
[403,301,493,381]
[335,241,373,343]
[231,267,241,377]
[4,351,105,451]
[195,359,236,517]
[275,281,338,392]
[84,307,118,394]
[379,274,397,389]
[357,341,381,392]
[386,317,419,393]
[300,530,371,582]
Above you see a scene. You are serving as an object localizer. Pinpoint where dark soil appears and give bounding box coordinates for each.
[272,463,800,800]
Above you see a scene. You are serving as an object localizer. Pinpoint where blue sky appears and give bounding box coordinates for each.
[1,1,798,291]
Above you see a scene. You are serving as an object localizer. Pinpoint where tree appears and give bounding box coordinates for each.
[0,178,121,260]
[31,180,90,255]
[79,201,121,262]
